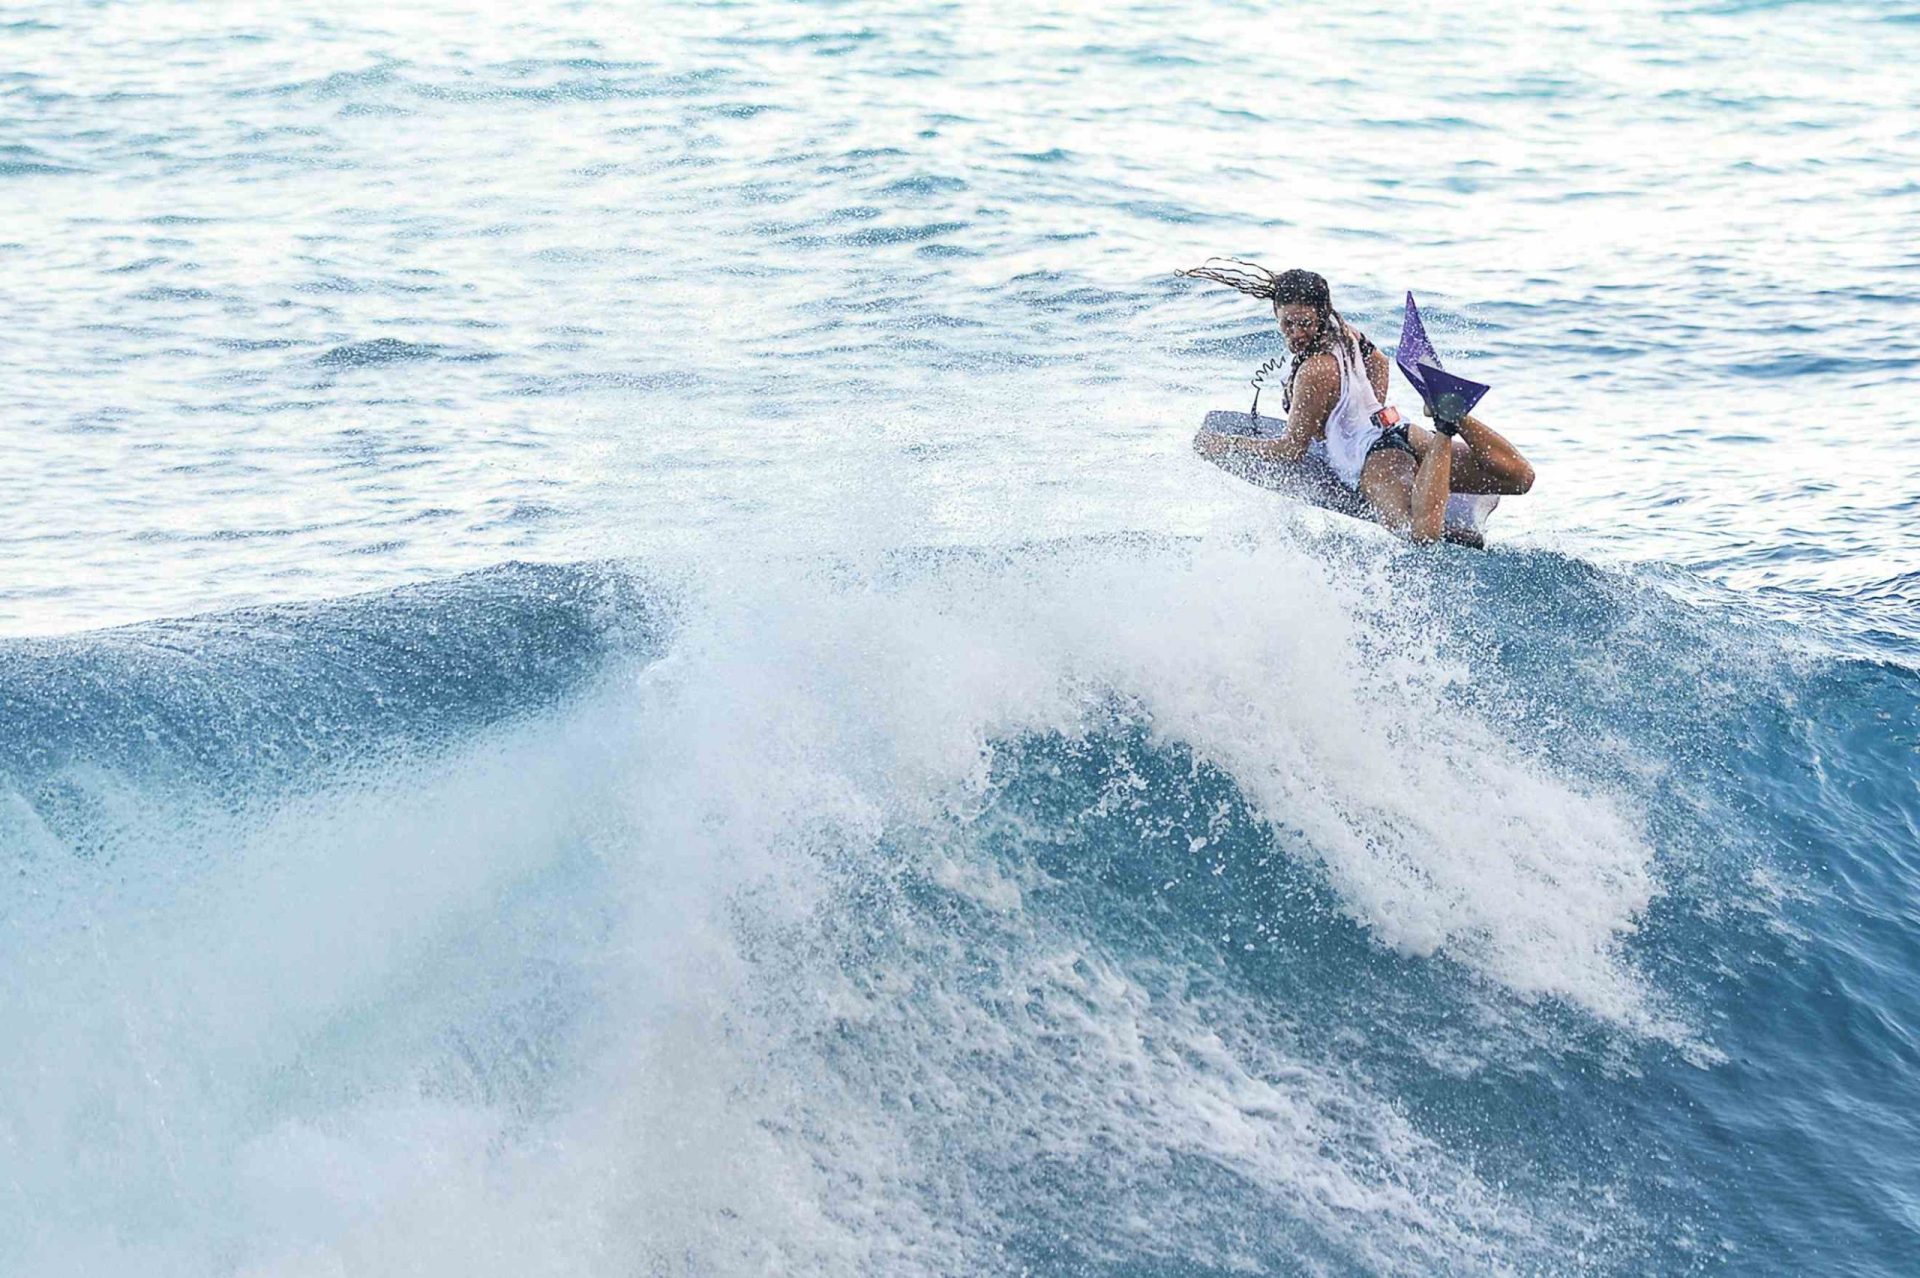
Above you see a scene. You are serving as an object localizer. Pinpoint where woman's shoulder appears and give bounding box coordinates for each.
[1293,349,1343,394]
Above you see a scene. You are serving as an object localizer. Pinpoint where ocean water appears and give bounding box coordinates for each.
[4,1,1919,1274]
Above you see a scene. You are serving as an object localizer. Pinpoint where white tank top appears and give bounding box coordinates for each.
[1303,328,1387,490]
[1301,329,1502,534]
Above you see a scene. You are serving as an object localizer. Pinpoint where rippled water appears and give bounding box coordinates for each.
[7,0,1918,637]
[6,3,1920,1276]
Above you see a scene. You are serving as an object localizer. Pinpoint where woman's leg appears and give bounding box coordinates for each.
[1449,413,1533,495]
[1407,414,1534,495]
[1356,450,1416,533]
[1358,439,1452,544]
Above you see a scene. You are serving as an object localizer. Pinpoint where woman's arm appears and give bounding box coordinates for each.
[1194,354,1338,464]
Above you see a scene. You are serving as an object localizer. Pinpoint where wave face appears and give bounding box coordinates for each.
[5,538,1916,1276]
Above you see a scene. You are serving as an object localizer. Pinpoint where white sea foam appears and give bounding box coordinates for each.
[663,531,1663,1023]
[3,530,1661,1275]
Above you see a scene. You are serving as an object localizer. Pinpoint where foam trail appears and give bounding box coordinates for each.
[661,534,1661,1021]
[502,534,1587,1273]
[3,535,1672,1275]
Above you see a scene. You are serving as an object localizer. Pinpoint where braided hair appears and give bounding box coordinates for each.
[1176,259,1370,412]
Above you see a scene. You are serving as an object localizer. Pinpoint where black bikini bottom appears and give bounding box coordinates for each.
[1366,423,1418,463]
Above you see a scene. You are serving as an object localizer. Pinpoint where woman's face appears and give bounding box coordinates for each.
[1275,302,1322,353]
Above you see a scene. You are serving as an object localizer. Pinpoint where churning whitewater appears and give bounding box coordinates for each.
[8,532,1917,1274]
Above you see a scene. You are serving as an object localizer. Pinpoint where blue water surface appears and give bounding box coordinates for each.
[3,2,1918,1275]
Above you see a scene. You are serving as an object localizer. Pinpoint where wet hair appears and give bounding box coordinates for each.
[1268,267,1332,313]
[1177,258,1368,410]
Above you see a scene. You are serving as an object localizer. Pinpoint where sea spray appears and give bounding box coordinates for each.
[5,535,1918,1274]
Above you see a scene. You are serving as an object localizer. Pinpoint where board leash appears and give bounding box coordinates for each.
[1248,354,1287,421]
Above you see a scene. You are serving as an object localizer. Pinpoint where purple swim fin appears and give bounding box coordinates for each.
[1415,363,1490,424]
[1396,292,1439,399]
[1396,292,1489,422]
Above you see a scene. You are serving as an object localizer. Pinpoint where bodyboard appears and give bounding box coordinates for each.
[1198,410,1372,519]
[1197,410,1499,537]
